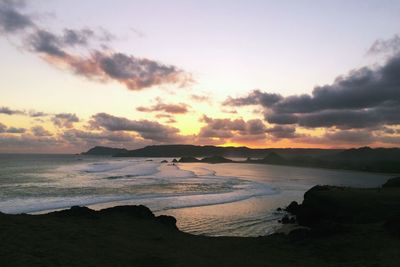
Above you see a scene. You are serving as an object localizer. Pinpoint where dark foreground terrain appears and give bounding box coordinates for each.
[1,178,400,267]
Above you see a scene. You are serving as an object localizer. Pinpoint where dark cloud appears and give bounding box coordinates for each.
[0,0,33,33]
[198,115,267,142]
[266,125,298,139]
[324,130,374,144]
[51,113,79,128]
[62,129,136,143]
[28,110,48,117]
[225,52,400,131]
[89,113,187,143]
[265,113,298,125]
[28,29,67,57]
[0,122,26,133]
[34,49,192,91]
[95,52,191,90]
[223,89,283,107]
[1,2,192,91]
[0,106,24,115]
[0,134,60,152]
[6,126,26,133]
[137,99,190,114]
[62,28,94,46]
[31,125,52,137]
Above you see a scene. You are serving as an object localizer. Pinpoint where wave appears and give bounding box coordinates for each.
[1,158,279,215]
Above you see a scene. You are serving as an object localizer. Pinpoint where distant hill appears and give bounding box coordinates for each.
[333,146,400,161]
[112,144,340,158]
[82,146,128,156]
[82,145,400,173]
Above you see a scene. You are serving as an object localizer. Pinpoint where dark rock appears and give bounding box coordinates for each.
[276,207,282,211]
[156,215,178,230]
[82,146,128,156]
[382,177,400,188]
[49,206,96,218]
[200,156,233,164]
[281,215,291,224]
[99,205,155,219]
[285,201,300,214]
[172,159,178,163]
[161,160,168,163]
[178,157,200,163]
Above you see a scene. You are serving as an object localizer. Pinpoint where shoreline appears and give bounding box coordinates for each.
[1,177,399,266]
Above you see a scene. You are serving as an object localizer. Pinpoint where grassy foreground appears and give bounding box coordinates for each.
[1,178,400,267]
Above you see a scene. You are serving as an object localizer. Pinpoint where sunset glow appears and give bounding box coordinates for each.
[1,0,400,153]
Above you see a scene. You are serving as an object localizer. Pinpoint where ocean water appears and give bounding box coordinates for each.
[0,154,392,236]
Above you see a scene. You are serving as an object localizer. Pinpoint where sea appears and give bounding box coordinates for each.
[0,154,392,237]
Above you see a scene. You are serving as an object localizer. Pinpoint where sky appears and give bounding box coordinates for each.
[1,0,400,153]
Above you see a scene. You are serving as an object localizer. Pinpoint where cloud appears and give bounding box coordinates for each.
[51,113,79,128]
[0,106,24,115]
[89,112,188,143]
[368,34,400,56]
[223,89,283,107]
[0,122,26,133]
[31,125,52,137]
[266,125,299,139]
[62,129,136,144]
[154,114,177,123]
[6,126,26,133]
[62,28,95,46]
[0,0,33,33]
[198,115,267,143]
[137,99,190,114]
[0,122,6,132]
[0,2,192,91]
[28,110,48,117]
[190,94,211,103]
[225,52,400,131]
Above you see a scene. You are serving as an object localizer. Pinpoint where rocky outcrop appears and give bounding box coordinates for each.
[382,177,400,188]
[49,205,178,230]
[178,157,200,163]
[200,156,233,164]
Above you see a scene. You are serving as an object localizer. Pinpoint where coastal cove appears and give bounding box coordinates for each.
[1,177,399,267]
[0,153,392,237]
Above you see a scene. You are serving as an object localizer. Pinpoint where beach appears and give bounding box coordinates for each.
[0,154,391,236]
[1,177,399,266]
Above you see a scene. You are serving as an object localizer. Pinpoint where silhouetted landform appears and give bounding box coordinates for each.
[178,156,200,162]
[244,148,400,173]
[178,156,234,164]
[283,177,400,238]
[201,156,234,163]
[1,177,399,266]
[84,145,400,173]
[113,144,341,158]
[175,149,400,173]
[82,146,128,156]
